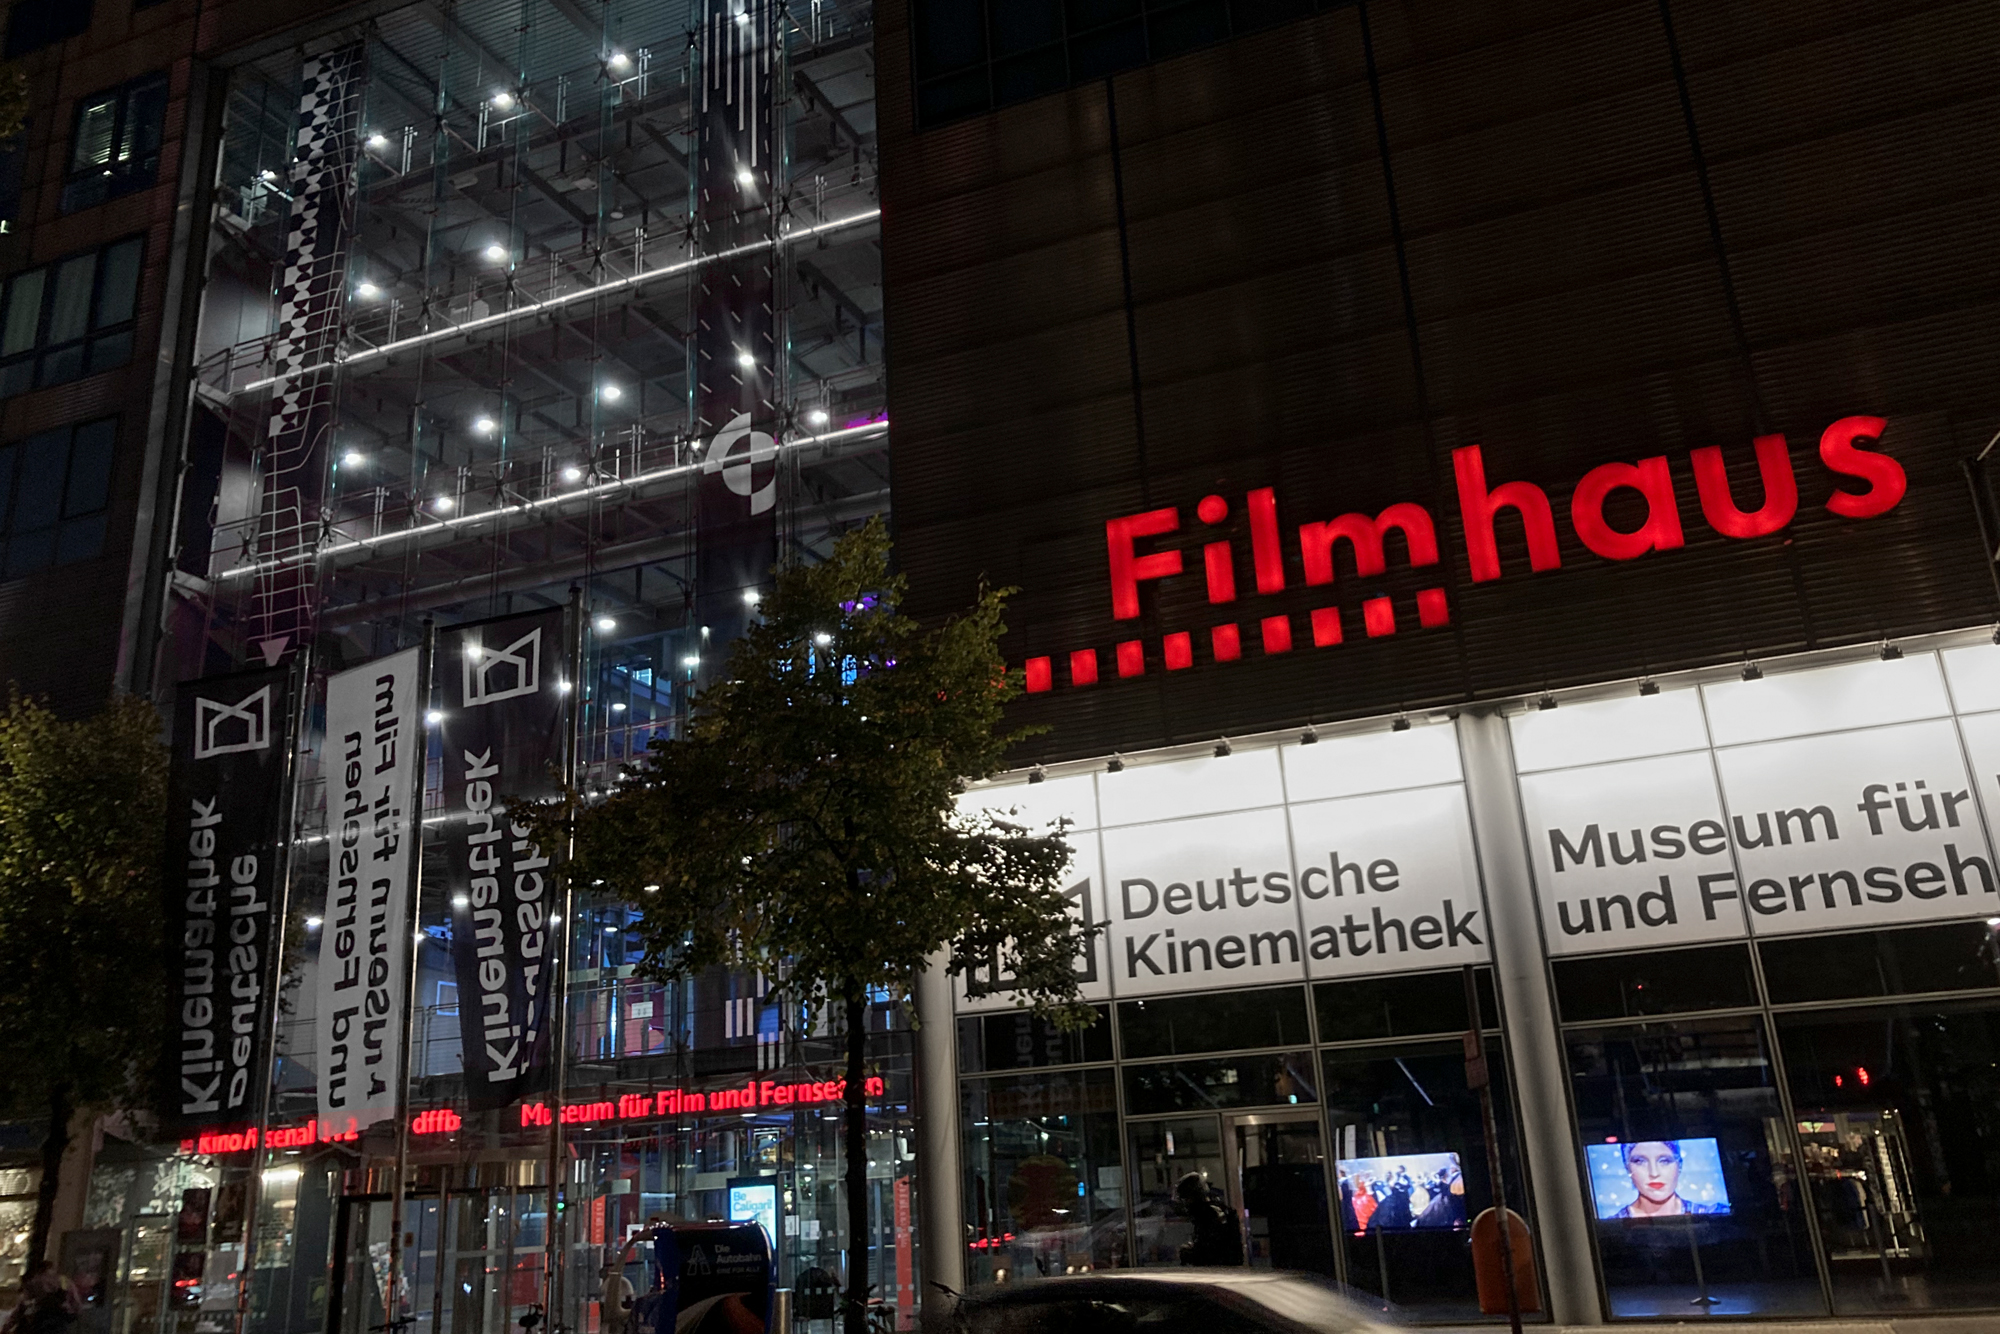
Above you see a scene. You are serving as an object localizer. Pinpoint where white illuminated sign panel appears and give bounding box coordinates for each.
[1515,651,2000,955]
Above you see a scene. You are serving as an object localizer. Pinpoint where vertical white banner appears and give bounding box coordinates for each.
[317,647,422,1132]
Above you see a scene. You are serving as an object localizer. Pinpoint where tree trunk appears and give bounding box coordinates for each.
[30,1082,72,1268]
[842,986,869,1334]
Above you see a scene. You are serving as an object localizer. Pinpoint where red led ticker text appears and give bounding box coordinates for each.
[178,1076,886,1154]
[1028,416,1903,691]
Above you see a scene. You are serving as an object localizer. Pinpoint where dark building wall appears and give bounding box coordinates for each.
[0,0,362,713]
[879,0,2000,765]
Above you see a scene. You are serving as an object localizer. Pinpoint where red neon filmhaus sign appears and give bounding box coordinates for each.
[180,1077,886,1155]
[1023,415,1905,691]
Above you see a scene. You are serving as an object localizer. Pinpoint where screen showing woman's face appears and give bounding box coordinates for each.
[1625,1142,1682,1206]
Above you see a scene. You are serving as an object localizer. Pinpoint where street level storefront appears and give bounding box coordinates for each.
[948,639,2000,1322]
[77,1043,916,1334]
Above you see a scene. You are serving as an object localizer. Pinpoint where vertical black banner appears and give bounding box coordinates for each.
[438,608,570,1110]
[692,0,779,667]
[160,667,294,1133]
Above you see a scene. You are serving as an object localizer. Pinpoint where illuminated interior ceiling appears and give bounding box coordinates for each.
[186,0,885,687]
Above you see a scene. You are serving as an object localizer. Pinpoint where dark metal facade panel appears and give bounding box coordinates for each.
[880,0,2000,764]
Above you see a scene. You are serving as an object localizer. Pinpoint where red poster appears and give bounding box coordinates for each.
[893,1178,913,1329]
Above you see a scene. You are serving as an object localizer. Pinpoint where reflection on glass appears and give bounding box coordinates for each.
[1128,1115,1224,1267]
[1566,1016,1823,1318]
[1779,998,2000,1312]
[1323,1039,1533,1322]
[962,1068,1124,1283]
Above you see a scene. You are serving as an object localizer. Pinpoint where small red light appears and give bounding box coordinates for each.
[1834,1074,1843,1088]
[1856,1066,1870,1087]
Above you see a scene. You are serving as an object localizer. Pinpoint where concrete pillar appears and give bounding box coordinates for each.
[1456,710,1602,1325]
[912,955,964,1312]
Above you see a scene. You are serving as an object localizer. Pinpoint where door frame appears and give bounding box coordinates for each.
[1221,1108,1336,1276]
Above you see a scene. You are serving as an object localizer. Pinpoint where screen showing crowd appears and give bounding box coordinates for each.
[1338,1152,1466,1232]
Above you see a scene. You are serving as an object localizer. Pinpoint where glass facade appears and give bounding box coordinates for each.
[954,641,2000,1323]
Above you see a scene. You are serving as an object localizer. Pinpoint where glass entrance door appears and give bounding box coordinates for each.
[1226,1113,1335,1276]
[330,1191,541,1334]
[1128,1117,1226,1266]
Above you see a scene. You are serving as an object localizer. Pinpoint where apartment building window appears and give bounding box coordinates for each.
[62,73,168,213]
[0,417,115,576]
[0,237,144,396]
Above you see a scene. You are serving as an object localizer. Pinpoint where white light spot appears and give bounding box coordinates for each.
[355,281,380,299]
[608,51,631,70]
[562,464,584,482]
[475,416,497,434]
[366,132,389,148]
[601,383,622,402]
[433,495,455,511]
[342,450,365,467]
[425,709,443,725]
[736,350,756,369]
[610,702,626,712]
[742,589,761,606]
[305,916,323,929]
[491,91,515,110]
[682,654,700,668]
[813,632,833,647]
[484,243,508,261]
[806,408,829,426]
[736,167,755,187]
[595,615,618,633]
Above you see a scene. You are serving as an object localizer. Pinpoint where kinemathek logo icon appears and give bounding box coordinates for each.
[193,686,273,758]
[703,411,778,516]
[462,627,542,705]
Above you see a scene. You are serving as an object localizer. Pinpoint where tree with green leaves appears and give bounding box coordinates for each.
[529,518,1093,1334]
[0,693,169,1265]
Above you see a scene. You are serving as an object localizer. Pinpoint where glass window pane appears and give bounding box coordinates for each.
[917,71,991,127]
[46,253,96,344]
[1118,985,1309,1057]
[0,445,15,531]
[69,94,118,172]
[960,1068,1123,1283]
[990,0,1062,57]
[36,342,84,387]
[1066,20,1146,79]
[63,419,113,516]
[1323,1038,1535,1320]
[1315,967,1498,1041]
[1780,999,2000,1313]
[54,513,103,564]
[13,428,67,525]
[0,363,31,398]
[958,1004,1111,1073]
[1127,1114,1224,1265]
[914,0,988,78]
[1567,1017,1824,1317]
[6,524,53,576]
[1760,922,2000,1004]
[94,239,142,327]
[1123,1050,1315,1115]
[86,329,132,374]
[1552,944,1757,1022]
[1,268,43,355]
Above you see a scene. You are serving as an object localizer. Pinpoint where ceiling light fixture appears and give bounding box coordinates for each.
[806,408,830,426]
[1742,661,1764,681]
[1391,715,1411,732]
[484,243,508,261]
[491,91,515,110]
[365,132,389,148]
[425,710,443,724]
[1213,738,1232,758]
[601,384,622,401]
[433,495,455,512]
[1299,725,1318,745]
[608,51,631,70]
[475,416,497,435]
[342,450,365,467]
[737,350,756,368]
[1536,692,1558,711]
[742,589,762,606]
[1106,756,1125,773]
[682,654,701,668]
[596,616,617,633]
[355,281,380,298]
[1638,679,1660,696]
[562,465,584,482]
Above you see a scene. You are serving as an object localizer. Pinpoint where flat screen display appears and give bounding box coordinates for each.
[1585,1138,1732,1220]
[1337,1152,1466,1231]
[728,1181,780,1247]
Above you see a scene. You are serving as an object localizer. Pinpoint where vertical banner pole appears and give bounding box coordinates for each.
[1462,964,1525,1334]
[542,590,585,1331]
[233,656,309,1334]
[386,624,436,1332]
